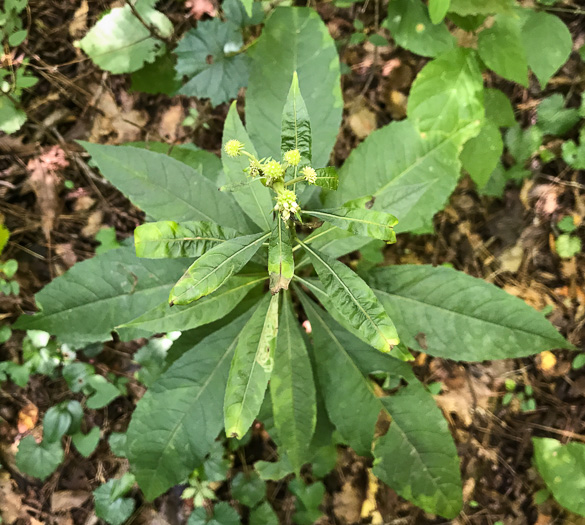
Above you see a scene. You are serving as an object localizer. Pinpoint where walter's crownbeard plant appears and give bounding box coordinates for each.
[14,5,576,519]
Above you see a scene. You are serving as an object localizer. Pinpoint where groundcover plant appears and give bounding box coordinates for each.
[13,5,575,520]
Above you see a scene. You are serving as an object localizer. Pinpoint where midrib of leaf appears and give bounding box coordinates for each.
[308,210,393,229]
[301,241,390,349]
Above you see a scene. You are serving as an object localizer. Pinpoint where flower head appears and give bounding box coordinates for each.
[263,159,284,182]
[302,166,317,184]
[275,190,300,221]
[246,158,263,178]
[284,149,301,166]
[224,139,244,158]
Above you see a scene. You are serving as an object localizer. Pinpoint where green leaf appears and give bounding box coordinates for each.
[80,143,251,232]
[572,353,585,370]
[109,432,127,458]
[505,124,543,164]
[95,227,120,255]
[326,120,472,233]
[281,71,312,165]
[78,4,172,74]
[521,11,572,89]
[14,247,188,347]
[0,223,9,256]
[314,167,339,190]
[175,19,249,106]
[366,265,573,361]
[305,207,398,243]
[373,384,463,519]
[134,221,239,259]
[0,96,27,134]
[536,94,580,136]
[72,427,101,457]
[386,0,455,57]
[460,121,504,188]
[268,217,294,294]
[407,47,484,136]
[224,0,264,28]
[224,294,279,439]
[222,103,273,231]
[301,243,399,353]
[249,502,279,525]
[16,436,64,481]
[127,312,251,500]
[246,7,342,168]
[188,502,240,525]
[241,0,254,17]
[255,455,294,480]
[43,405,72,443]
[131,52,181,95]
[484,88,516,127]
[556,234,582,259]
[93,474,136,525]
[169,232,268,305]
[448,0,513,15]
[120,275,265,334]
[478,15,528,86]
[533,438,585,517]
[270,294,316,473]
[86,375,121,409]
[428,0,450,24]
[231,471,266,507]
[289,479,325,525]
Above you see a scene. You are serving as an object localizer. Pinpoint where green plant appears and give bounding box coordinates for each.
[502,378,536,412]
[554,216,582,259]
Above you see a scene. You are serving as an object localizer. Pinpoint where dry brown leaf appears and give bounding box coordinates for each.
[82,210,104,238]
[55,243,78,270]
[499,244,524,273]
[538,351,557,372]
[17,403,38,434]
[360,470,382,525]
[332,481,362,524]
[69,0,88,38]
[386,90,407,120]
[51,490,91,512]
[73,194,96,212]
[0,471,27,524]
[185,0,216,19]
[348,105,377,139]
[159,104,185,142]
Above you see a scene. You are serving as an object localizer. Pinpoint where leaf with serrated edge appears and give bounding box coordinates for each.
[224,294,279,439]
[300,242,399,353]
[268,217,294,294]
[270,293,316,472]
[134,221,239,259]
[313,167,338,190]
[281,71,312,165]
[127,311,252,500]
[169,232,268,305]
[366,265,573,361]
[222,103,273,230]
[118,275,265,334]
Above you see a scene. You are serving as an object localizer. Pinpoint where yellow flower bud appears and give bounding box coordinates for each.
[224,139,244,158]
[284,149,301,166]
[302,166,317,184]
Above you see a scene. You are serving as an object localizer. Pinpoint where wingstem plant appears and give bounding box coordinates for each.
[13,6,576,519]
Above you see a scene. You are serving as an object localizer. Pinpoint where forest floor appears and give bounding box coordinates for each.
[1,1,585,524]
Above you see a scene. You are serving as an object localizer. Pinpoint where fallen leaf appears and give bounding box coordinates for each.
[538,351,557,373]
[17,403,38,434]
[361,470,382,525]
[81,210,104,238]
[348,105,377,139]
[333,481,362,524]
[159,104,185,142]
[499,244,524,273]
[386,89,407,120]
[0,471,27,523]
[51,490,91,512]
[55,244,77,269]
[69,0,88,38]
[185,0,216,19]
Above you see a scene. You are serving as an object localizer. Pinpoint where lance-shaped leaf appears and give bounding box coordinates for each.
[366,265,573,361]
[313,167,338,190]
[224,294,279,439]
[270,293,316,473]
[79,143,252,232]
[126,311,251,500]
[134,221,239,259]
[14,247,188,347]
[299,294,462,519]
[300,242,399,353]
[118,275,266,334]
[169,232,268,305]
[281,71,312,165]
[304,208,398,243]
[268,217,294,294]
[222,103,273,231]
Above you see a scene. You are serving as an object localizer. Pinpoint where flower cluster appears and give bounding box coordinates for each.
[275,190,300,221]
[284,149,301,166]
[224,139,244,158]
[302,166,317,184]
[263,159,285,183]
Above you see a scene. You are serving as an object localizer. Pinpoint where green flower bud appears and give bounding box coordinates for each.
[263,159,284,181]
[284,149,301,166]
[224,139,244,158]
[275,189,300,221]
[302,166,317,184]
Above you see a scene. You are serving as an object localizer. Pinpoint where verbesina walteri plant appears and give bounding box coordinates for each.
[15,11,573,517]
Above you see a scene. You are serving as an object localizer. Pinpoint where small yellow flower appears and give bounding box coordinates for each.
[224,139,244,158]
[302,166,317,184]
[263,159,284,181]
[284,149,301,166]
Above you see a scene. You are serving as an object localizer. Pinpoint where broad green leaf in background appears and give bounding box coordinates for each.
[373,383,463,519]
[93,474,136,525]
[505,124,543,164]
[305,207,398,243]
[460,121,504,188]
[231,471,266,507]
[326,120,470,233]
[223,0,264,27]
[246,7,342,168]
[80,143,251,232]
[478,15,528,86]
[134,221,239,259]
[119,275,265,334]
[533,438,585,517]
[407,47,484,136]
[448,0,513,15]
[131,52,181,95]
[14,247,187,347]
[222,103,273,231]
[386,0,455,57]
[270,294,316,473]
[250,502,279,525]
[281,71,312,165]
[72,427,101,458]
[521,11,572,89]
[174,19,249,106]
[301,243,400,353]
[127,312,251,500]
[169,232,268,305]
[78,3,172,74]
[428,0,450,24]
[366,265,572,361]
[224,295,279,439]
[268,217,294,294]
[536,94,580,136]
[484,88,516,128]
[16,436,64,480]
